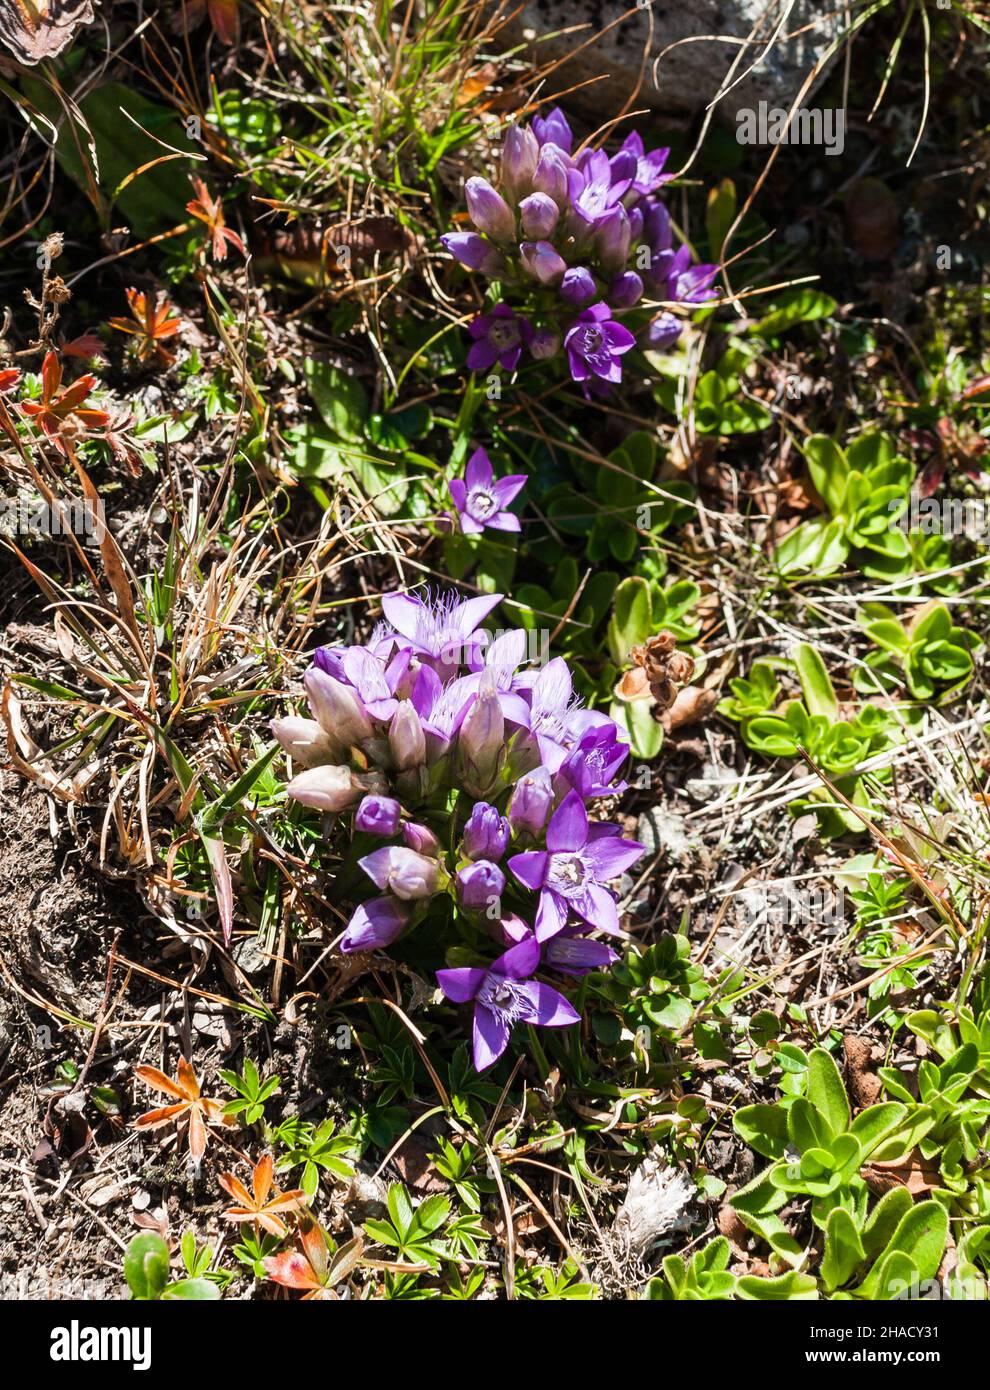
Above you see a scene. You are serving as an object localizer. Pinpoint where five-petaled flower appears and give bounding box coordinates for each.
[133,1057,227,1165]
[186,177,246,262]
[19,351,109,454]
[437,935,580,1071]
[448,447,526,535]
[109,288,183,365]
[218,1154,307,1238]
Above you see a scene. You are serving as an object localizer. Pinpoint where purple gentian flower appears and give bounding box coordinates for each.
[440,232,506,276]
[508,790,645,939]
[644,313,683,350]
[560,266,597,308]
[381,589,501,672]
[507,765,553,841]
[520,240,567,285]
[564,302,636,385]
[522,656,581,772]
[567,151,631,226]
[456,859,505,911]
[616,131,673,196]
[359,846,440,900]
[528,327,561,360]
[340,896,409,953]
[464,176,516,242]
[532,107,574,154]
[609,271,643,308]
[501,124,539,203]
[595,206,631,275]
[466,304,529,373]
[355,794,401,837]
[558,721,629,798]
[545,928,619,976]
[449,447,526,535]
[532,144,570,205]
[519,192,559,240]
[462,802,510,862]
[436,935,579,1071]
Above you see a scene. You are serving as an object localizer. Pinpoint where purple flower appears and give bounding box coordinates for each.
[462,802,510,862]
[448,447,526,535]
[617,131,672,196]
[388,700,426,770]
[466,304,528,373]
[519,192,559,240]
[381,589,501,671]
[567,151,632,227]
[643,313,683,350]
[464,176,516,242]
[359,846,440,900]
[340,896,409,954]
[595,206,631,276]
[528,327,561,360]
[286,764,380,812]
[560,266,597,308]
[564,302,636,385]
[403,821,441,856]
[545,928,619,976]
[440,232,506,276]
[501,124,539,203]
[341,646,399,721]
[558,721,629,798]
[507,765,553,841]
[436,935,579,1071]
[532,107,574,154]
[355,794,401,837]
[520,240,567,286]
[455,675,504,796]
[609,271,644,308]
[305,667,373,747]
[508,789,645,940]
[456,859,505,911]
[523,656,581,772]
[531,145,570,205]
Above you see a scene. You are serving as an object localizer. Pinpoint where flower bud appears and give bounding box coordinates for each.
[532,146,569,205]
[304,668,373,747]
[286,764,375,813]
[519,192,559,240]
[465,177,516,243]
[501,124,539,203]
[609,270,644,307]
[440,232,506,276]
[355,795,401,837]
[596,206,631,276]
[340,896,409,954]
[359,846,439,901]
[456,860,505,912]
[270,716,338,767]
[545,933,618,976]
[507,765,553,841]
[403,821,441,856]
[456,681,504,796]
[559,266,597,307]
[462,802,510,862]
[645,313,683,350]
[520,240,567,286]
[389,700,426,770]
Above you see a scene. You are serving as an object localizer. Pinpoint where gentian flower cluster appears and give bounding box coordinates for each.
[272,588,645,1070]
[441,107,719,391]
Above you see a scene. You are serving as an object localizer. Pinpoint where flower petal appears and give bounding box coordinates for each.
[473,1004,510,1071]
[436,966,486,1003]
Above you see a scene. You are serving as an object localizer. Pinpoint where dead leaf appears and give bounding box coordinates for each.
[660,685,717,733]
[0,0,93,64]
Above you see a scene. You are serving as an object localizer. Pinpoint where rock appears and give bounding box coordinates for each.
[497,1,840,120]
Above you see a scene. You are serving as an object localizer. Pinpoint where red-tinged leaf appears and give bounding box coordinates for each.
[135,1102,190,1129]
[135,1065,189,1100]
[207,0,239,44]
[263,1252,320,1291]
[218,1172,254,1208]
[188,1105,207,1164]
[176,1056,200,1100]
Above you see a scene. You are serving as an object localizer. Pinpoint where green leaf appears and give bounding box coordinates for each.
[304,359,368,443]
[610,698,664,760]
[124,1233,170,1301]
[754,289,836,337]
[161,1277,221,1300]
[737,1270,818,1299]
[806,1049,850,1136]
[606,576,653,663]
[804,435,849,515]
[734,1103,790,1160]
[821,1206,865,1292]
[793,644,838,721]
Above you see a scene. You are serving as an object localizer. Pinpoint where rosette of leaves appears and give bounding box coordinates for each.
[536,431,693,566]
[730,1048,950,1298]
[592,932,710,1062]
[731,644,915,836]
[774,432,917,579]
[124,1232,221,1301]
[643,1236,818,1300]
[853,600,978,700]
